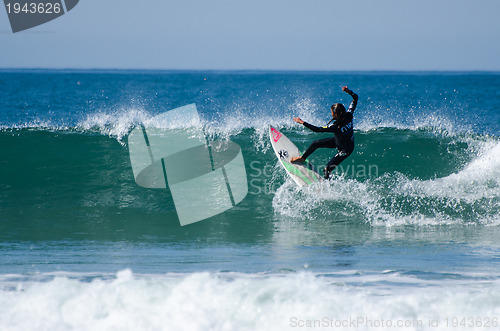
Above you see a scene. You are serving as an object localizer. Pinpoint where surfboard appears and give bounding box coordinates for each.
[269,125,322,187]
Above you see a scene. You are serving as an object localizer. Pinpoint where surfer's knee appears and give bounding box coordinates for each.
[309,140,321,149]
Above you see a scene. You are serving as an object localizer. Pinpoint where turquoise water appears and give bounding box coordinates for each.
[1,70,500,330]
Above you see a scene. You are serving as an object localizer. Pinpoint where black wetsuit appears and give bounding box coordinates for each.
[301,89,358,179]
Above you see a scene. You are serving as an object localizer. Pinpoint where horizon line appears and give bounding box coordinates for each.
[1,67,499,74]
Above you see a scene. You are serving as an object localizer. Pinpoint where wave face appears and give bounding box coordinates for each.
[1,71,499,239]
[1,125,499,239]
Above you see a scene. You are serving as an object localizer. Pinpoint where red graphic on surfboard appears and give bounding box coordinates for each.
[271,127,282,142]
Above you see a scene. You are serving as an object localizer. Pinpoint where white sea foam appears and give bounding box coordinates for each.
[77,107,151,142]
[395,141,500,202]
[1,270,500,331]
[272,138,500,227]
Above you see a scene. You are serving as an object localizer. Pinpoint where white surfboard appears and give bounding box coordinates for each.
[269,125,322,187]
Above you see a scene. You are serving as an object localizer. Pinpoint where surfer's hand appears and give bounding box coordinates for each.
[342,86,350,93]
[293,117,304,124]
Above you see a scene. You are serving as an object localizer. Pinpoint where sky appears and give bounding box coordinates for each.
[1,0,499,71]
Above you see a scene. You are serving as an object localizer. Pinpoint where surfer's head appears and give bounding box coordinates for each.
[331,103,345,119]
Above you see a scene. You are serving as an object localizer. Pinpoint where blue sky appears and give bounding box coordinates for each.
[1,0,499,70]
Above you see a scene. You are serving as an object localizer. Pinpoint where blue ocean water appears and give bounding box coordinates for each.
[1,70,500,330]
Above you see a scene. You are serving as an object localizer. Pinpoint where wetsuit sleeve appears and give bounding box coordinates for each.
[345,89,358,113]
[303,121,335,133]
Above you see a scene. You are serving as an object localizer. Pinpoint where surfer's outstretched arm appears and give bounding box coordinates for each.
[293,117,334,133]
[342,86,358,113]
[303,122,334,133]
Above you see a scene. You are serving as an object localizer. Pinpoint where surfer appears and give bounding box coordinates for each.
[291,86,358,179]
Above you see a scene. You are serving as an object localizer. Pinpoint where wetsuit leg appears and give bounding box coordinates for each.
[301,137,336,160]
[324,150,352,179]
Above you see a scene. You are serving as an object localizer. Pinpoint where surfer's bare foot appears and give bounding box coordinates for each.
[290,156,305,163]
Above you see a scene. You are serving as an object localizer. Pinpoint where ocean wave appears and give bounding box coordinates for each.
[1,270,500,331]
[2,108,498,228]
